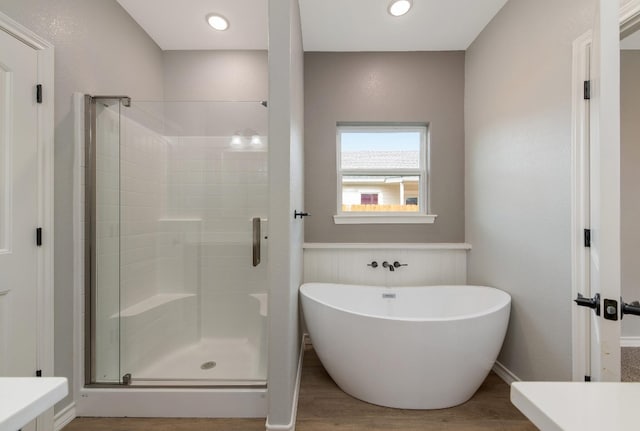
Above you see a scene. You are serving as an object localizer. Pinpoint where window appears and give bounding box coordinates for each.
[335,123,436,224]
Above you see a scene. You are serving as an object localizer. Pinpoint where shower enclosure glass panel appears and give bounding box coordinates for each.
[88,99,268,386]
[89,98,125,384]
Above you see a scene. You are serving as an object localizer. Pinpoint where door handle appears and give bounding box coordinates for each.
[622,300,640,318]
[574,293,601,316]
[252,217,260,267]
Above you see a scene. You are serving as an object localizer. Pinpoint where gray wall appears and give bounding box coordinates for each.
[304,52,465,243]
[267,0,304,427]
[163,50,268,101]
[161,50,268,138]
[465,0,596,381]
[621,50,640,338]
[0,0,164,411]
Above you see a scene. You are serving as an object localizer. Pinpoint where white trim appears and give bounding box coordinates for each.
[620,1,640,34]
[620,337,640,347]
[492,361,520,386]
[72,93,84,411]
[570,29,592,383]
[303,242,472,250]
[54,403,76,431]
[0,11,55,430]
[265,335,305,431]
[333,214,437,224]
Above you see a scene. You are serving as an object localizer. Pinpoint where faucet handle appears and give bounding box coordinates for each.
[393,261,408,268]
[367,261,378,268]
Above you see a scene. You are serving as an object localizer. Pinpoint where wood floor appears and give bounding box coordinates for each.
[64,346,535,431]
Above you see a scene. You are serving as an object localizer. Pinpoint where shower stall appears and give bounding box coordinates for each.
[84,96,268,389]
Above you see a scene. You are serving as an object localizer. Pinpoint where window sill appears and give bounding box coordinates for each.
[333,214,438,225]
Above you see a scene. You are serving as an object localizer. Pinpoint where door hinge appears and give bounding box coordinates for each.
[35,370,42,377]
[36,84,43,104]
[36,227,42,247]
[583,80,591,100]
[585,375,591,382]
[584,229,591,247]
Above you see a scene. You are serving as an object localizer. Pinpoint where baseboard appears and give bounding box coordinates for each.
[621,337,640,347]
[265,335,306,431]
[54,403,76,431]
[492,361,520,386]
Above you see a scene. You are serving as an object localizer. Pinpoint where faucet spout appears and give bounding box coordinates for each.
[382,261,395,271]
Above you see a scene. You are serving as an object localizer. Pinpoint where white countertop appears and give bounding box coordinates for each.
[0,377,68,431]
[511,381,640,431]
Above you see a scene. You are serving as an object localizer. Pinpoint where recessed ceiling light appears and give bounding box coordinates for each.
[207,14,229,31]
[388,0,412,17]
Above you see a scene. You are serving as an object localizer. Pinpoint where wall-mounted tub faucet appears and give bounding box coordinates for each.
[381,261,408,271]
[367,261,378,268]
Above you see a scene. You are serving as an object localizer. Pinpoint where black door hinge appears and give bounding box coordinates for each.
[36,227,42,247]
[584,80,591,100]
[584,229,591,247]
[585,375,591,382]
[36,84,43,104]
[36,369,42,377]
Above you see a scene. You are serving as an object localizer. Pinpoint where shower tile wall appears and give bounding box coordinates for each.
[163,137,268,343]
[119,112,199,377]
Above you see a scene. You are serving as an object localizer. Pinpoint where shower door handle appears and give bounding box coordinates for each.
[252,217,261,267]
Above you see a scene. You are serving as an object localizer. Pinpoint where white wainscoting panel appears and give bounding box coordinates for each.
[303,243,471,287]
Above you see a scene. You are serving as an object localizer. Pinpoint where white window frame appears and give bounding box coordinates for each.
[334,123,437,224]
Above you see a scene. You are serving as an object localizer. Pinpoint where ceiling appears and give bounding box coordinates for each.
[116,0,269,50]
[117,0,508,52]
[299,0,508,51]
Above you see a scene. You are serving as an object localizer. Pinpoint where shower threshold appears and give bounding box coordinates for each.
[128,379,267,387]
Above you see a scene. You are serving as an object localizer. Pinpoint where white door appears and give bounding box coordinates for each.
[0,22,41,431]
[587,0,621,381]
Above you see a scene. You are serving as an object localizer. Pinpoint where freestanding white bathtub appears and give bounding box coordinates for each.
[300,283,511,409]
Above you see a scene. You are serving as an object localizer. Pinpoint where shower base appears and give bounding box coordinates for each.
[76,336,267,417]
[130,338,266,386]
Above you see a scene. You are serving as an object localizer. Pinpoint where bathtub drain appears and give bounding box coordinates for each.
[201,361,217,370]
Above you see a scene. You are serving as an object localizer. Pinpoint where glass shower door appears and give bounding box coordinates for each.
[113,100,268,386]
